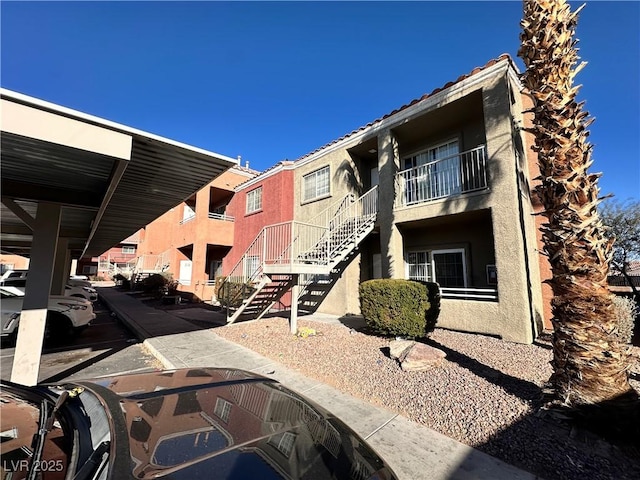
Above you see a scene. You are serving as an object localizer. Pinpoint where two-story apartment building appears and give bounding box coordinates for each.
[94,165,257,300]
[221,54,551,344]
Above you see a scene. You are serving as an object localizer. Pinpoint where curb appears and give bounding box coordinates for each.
[142,339,177,370]
[99,292,178,370]
[99,294,150,341]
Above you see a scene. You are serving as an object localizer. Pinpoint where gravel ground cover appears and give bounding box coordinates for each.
[214,317,640,480]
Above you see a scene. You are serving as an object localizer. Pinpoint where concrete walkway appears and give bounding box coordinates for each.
[97,287,539,480]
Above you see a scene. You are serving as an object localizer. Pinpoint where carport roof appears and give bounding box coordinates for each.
[1,88,238,259]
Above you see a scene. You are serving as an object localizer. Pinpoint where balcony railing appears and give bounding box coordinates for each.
[179,214,196,225]
[395,145,488,208]
[407,261,497,301]
[440,287,498,301]
[208,212,235,222]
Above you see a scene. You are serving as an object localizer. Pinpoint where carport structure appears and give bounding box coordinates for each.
[1,88,238,385]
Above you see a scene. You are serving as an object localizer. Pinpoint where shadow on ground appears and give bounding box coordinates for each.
[329,315,640,480]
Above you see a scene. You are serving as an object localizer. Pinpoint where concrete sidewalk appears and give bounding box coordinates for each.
[97,287,538,480]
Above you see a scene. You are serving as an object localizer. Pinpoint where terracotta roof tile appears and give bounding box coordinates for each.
[293,53,515,163]
[239,54,515,188]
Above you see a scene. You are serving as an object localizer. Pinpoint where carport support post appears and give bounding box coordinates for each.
[289,274,300,334]
[11,203,62,386]
[51,237,70,296]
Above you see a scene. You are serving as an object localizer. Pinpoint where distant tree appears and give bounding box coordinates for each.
[601,198,640,302]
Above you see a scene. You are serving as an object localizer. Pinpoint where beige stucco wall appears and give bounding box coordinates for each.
[293,142,368,316]
[289,61,542,343]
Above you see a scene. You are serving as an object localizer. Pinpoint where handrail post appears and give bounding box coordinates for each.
[262,230,267,272]
[290,222,295,267]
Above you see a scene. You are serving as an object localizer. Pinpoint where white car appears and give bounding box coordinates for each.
[64,283,98,301]
[0,278,97,302]
[0,286,95,344]
[68,277,93,288]
[2,269,94,291]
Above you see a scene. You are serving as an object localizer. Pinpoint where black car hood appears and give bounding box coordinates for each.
[74,368,395,480]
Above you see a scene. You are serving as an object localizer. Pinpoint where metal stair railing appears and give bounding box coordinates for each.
[295,186,378,302]
[296,185,378,268]
[218,227,269,319]
[220,186,378,321]
[294,186,378,306]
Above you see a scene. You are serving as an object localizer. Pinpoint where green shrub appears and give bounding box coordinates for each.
[218,280,256,308]
[359,279,439,338]
[611,295,638,345]
[140,273,170,294]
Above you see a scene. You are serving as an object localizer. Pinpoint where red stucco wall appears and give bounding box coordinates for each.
[522,92,553,330]
[223,166,295,274]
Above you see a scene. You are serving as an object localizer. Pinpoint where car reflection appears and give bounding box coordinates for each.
[101,369,389,479]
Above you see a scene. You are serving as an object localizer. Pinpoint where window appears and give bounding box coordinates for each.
[209,260,223,280]
[244,255,260,279]
[406,251,431,282]
[302,166,330,202]
[432,250,466,287]
[268,432,296,457]
[246,187,262,214]
[214,398,232,422]
[403,139,460,203]
[0,264,14,275]
[406,248,466,287]
[122,246,136,255]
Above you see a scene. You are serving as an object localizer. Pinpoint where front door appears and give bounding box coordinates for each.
[179,260,192,286]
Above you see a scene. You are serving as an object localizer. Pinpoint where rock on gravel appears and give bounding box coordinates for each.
[389,339,446,371]
[214,317,640,480]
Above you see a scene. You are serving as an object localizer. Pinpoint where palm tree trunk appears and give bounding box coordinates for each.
[518,0,634,407]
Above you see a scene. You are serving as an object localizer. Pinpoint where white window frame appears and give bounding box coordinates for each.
[302,165,330,203]
[214,397,232,423]
[403,138,459,169]
[122,246,136,255]
[268,432,296,457]
[246,187,263,214]
[431,248,467,288]
[244,255,260,280]
[402,138,460,202]
[405,248,467,287]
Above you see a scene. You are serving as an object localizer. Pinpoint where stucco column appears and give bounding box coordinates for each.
[11,202,61,385]
[377,129,404,278]
[51,237,70,296]
[482,76,538,344]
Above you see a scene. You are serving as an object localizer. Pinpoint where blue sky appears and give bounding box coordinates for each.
[2,1,638,201]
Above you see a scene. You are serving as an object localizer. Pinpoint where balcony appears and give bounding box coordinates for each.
[208,212,234,222]
[406,261,497,302]
[394,145,488,208]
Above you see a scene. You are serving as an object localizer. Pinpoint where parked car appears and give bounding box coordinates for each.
[1,269,94,290]
[0,368,398,480]
[0,286,95,345]
[68,277,93,288]
[0,269,28,282]
[0,278,98,302]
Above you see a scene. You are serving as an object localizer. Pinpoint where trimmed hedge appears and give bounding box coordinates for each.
[359,279,440,338]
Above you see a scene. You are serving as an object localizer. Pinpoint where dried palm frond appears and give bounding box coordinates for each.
[518,0,634,407]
